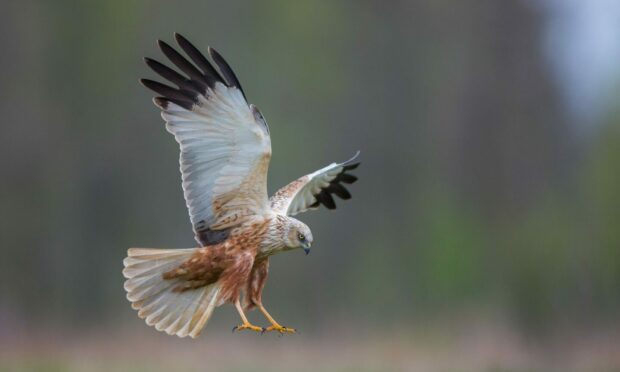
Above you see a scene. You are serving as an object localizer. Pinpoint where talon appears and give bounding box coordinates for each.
[232,325,238,333]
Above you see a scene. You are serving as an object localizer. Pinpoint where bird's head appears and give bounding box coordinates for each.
[284,218,313,255]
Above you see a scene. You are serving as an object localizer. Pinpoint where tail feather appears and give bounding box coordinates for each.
[123,247,220,338]
[123,248,194,279]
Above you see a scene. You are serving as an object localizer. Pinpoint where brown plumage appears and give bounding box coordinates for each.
[244,258,270,310]
[123,33,360,338]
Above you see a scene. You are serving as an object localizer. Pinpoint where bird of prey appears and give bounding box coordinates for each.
[123,33,360,338]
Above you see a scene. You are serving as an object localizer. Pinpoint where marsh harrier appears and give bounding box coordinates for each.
[123,34,359,338]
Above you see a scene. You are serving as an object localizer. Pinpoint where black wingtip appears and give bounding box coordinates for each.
[306,151,361,211]
[143,57,161,68]
[324,194,337,209]
[343,162,360,171]
[157,39,168,50]
[141,78,196,110]
[208,46,246,99]
[143,35,252,116]
[156,40,171,58]
[330,183,351,200]
[339,173,358,184]
[316,191,337,209]
[174,32,191,48]
[173,34,224,88]
[153,97,168,109]
[207,46,217,58]
[339,151,360,172]
[139,78,150,88]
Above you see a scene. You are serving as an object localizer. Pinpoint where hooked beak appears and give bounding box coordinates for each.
[302,242,311,255]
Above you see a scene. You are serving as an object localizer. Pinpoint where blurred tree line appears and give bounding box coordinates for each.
[0,0,618,335]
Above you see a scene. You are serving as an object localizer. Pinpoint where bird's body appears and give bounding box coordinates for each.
[123,34,359,338]
[160,214,304,298]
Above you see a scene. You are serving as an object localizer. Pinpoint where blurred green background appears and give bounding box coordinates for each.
[1,0,620,371]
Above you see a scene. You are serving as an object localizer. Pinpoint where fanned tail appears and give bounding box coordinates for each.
[123,248,220,338]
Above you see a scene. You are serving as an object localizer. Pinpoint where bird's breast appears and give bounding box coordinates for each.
[255,217,289,259]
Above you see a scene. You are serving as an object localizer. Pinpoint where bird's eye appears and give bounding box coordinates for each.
[297,233,305,241]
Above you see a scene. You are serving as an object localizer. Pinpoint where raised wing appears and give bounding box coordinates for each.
[141,33,272,246]
[270,152,360,216]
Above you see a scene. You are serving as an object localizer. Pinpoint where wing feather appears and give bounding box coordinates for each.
[270,152,360,216]
[142,34,271,246]
[174,33,224,87]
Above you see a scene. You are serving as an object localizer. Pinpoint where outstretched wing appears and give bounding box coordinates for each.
[141,33,272,246]
[270,152,360,216]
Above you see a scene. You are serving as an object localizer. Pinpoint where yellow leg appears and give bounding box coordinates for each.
[258,303,296,334]
[232,299,263,333]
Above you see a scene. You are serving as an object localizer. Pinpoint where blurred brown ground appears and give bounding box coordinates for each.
[2,319,620,372]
